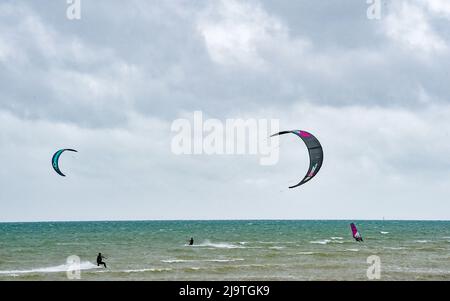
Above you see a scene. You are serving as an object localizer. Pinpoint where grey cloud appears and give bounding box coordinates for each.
[1,1,450,221]
[2,0,450,130]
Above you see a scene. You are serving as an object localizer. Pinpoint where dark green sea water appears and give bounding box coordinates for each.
[0,220,449,280]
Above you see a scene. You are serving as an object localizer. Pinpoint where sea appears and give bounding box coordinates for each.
[0,220,449,280]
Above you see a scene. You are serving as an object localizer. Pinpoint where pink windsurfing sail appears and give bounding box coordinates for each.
[350,223,361,239]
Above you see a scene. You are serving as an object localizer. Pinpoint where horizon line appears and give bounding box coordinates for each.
[1,218,449,224]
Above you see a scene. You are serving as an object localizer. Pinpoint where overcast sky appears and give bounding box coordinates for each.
[1,0,450,222]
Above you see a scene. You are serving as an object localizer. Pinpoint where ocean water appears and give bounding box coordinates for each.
[0,220,449,281]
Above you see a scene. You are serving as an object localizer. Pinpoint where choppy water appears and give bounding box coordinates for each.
[0,220,449,280]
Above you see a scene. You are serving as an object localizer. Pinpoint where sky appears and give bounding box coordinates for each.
[1,0,450,222]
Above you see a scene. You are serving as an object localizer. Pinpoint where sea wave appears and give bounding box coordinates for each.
[296,252,315,255]
[162,258,244,263]
[383,247,407,250]
[0,261,99,275]
[345,249,359,252]
[122,268,172,273]
[330,237,343,240]
[380,231,389,234]
[310,239,331,245]
[192,241,245,249]
[206,259,245,262]
[56,242,90,246]
[269,246,285,250]
[416,247,446,251]
[162,259,188,263]
[256,241,297,244]
[329,240,344,244]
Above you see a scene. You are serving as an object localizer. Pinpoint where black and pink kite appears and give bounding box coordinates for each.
[271,130,323,189]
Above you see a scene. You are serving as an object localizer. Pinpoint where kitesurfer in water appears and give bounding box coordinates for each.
[188,237,194,246]
[97,253,107,268]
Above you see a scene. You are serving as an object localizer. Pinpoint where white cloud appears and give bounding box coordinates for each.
[383,2,448,53]
[421,0,450,18]
[0,2,113,67]
[197,0,310,69]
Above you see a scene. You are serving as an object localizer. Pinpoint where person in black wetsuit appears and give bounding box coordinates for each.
[97,253,107,268]
[188,237,194,246]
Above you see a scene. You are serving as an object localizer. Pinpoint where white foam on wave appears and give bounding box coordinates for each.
[193,240,245,249]
[330,237,343,240]
[329,240,344,244]
[345,249,359,252]
[297,252,315,255]
[310,239,331,245]
[162,259,188,263]
[414,240,429,243]
[0,261,99,275]
[257,241,297,244]
[380,231,389,234]
[383,247,406,250]
[122,268,172,273]
[269,246,285,250]
[56,242,89,246]
[162,258,244,263]
[207,258,245,262]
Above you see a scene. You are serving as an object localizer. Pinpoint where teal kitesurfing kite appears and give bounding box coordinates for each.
[51,149,77,177]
